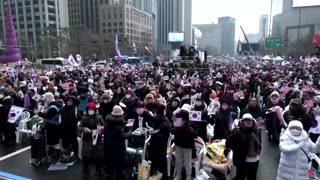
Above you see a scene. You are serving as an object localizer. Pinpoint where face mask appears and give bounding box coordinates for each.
[88,110,95,115]
[195,101,202,106]
[125,94,131,99]
[103,100,108,103]
[290,129,302,136]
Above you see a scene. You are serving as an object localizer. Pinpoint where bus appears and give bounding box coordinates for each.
[35,57,69,71]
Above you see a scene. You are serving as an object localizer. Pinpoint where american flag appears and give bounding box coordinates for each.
[115,34,122,64]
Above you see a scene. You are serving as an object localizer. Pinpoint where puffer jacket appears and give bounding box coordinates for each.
[277,129,320,180]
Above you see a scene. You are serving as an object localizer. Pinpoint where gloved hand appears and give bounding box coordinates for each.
[84,127,91,134]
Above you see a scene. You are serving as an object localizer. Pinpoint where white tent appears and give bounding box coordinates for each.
[273,56,284,61]
[262,55,272,60]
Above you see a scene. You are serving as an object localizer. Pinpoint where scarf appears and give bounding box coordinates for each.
[271,97,280,105]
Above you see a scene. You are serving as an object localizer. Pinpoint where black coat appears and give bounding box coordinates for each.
[241,105,264,120]
[283,109,313,132]
[60,105,80,136]
[225,123,261,167]
[172,122,196,149]
[212,109,232,140]
[98,101,114,120]
[104,115,131,168]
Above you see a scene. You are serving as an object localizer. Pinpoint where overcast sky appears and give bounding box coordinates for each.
[192,0,283,41]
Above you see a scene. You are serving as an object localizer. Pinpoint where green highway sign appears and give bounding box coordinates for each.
[265,38,282,48]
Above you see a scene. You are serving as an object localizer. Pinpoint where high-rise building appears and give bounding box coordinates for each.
[98,0,152,54]
[68,0,99,34]
[271,0,320,55]
[158,0,192,49]
[0,0,69,58]
[271,14,282,38]
[134,0,158,53]
[259,15,269,38]
[218,16,235,56]
[193,24,222,55]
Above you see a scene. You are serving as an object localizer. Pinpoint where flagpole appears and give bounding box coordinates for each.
[268,0,273,37]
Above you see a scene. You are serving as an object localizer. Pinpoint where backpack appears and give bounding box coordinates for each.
[79,96,89,112]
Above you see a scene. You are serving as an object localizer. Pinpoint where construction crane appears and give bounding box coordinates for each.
[240,26,255,56]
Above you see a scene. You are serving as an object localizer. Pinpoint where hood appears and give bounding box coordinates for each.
[283,128,308,142]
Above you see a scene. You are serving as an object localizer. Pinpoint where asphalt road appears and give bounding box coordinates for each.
[0,130,280,180]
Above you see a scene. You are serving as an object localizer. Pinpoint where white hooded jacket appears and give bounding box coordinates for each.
[277,125,320,180]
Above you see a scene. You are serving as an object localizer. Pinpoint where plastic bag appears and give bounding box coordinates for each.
[206,143,227,164]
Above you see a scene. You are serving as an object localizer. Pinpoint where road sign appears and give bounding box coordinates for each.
[265,38,282,48]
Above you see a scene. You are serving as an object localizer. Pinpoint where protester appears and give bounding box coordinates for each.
[37,92,62,158]
[277,120,320,180]
[59,96,80,162]
[225,113,261,180]
[79,102,104,175]
[211,99,233,140]
[145,104,170,178]
[104,105,131,179]
[171,104,196,180]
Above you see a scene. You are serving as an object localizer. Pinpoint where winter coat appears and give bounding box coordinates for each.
[104,114,131,168]
[241,105,264,120]
[171,121,197,149]
[211,109,232,140]
[59,105,81,137]
[277,129,320,180]
[79,114,104,158]
[283,109,313,132]
[98,101,114,120]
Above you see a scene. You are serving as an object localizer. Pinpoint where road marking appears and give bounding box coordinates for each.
[0,146,31,162]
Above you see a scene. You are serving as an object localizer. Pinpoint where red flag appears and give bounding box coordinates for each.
[312,34,319,47]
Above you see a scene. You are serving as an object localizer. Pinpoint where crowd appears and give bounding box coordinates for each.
[1,57,320,180]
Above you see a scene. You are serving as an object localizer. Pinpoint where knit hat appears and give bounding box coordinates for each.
[181,104,192,113]
[172,97,180,103]
[87,102,96,109]
[111,105,124,116]
[288,120,303,130]
[44,92,55,104]
[271,91,280,97]
[240,113,256,122]
[69,83,75,88]
[150,90,157,98]
[146,93,155,100]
